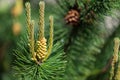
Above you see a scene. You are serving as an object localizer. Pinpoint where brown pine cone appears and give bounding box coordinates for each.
[65,9,80,25]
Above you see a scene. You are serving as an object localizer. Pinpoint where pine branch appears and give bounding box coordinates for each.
[9,1,66,80]
[65,25,105,80]
[87,24,120,80]
[12,39,66,80]
[46,0,120,80]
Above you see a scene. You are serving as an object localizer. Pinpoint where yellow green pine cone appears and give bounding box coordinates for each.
[36,37,47,61]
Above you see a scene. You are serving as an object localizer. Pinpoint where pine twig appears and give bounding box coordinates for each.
[25,2,31,35]
[109,38,120,80]
[39,1,45,39]
[43,16,54,61]
[25,1,54,64]
[29,20,36,61]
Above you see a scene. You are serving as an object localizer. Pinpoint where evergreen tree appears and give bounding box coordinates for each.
[0,0,120,80]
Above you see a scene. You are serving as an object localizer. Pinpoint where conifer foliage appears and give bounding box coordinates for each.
[46,0,120,80]
[9,1,66,80]
[1,0,120,80]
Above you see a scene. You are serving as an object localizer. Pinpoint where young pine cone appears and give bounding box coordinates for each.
[36,38,47,61]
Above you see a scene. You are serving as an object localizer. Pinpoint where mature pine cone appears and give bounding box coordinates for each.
[65,9,80,26]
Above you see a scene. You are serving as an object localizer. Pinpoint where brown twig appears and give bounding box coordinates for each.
[101,57,113,73]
